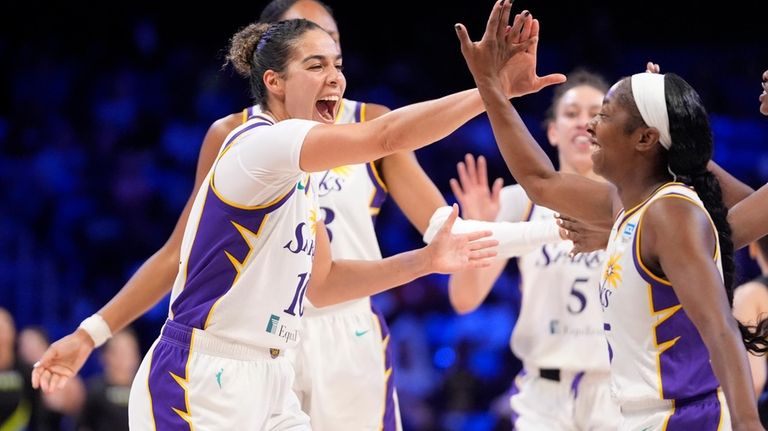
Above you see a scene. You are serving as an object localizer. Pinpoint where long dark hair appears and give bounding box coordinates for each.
[620,73,768,354]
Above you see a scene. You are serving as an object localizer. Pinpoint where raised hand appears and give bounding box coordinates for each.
[450,154,503,221]
[555,213,610,255]
[425,204,498,272]
[31,329,94,394]
[646,61,661,73]
[455,1,566,98]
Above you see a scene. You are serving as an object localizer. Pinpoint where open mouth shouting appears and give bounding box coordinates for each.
[316,95,339,123]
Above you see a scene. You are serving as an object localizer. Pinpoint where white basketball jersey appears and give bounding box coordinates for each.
[246,100,387,316]
[168,114,320,350]
[600,182,722,406]
[499,185,610,372]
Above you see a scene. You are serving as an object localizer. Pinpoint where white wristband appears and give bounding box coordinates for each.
[78,314,112,348]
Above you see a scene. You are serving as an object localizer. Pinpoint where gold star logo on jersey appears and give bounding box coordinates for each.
[308,209,318,235]
[602,253,623,290]
[330,165,353,177]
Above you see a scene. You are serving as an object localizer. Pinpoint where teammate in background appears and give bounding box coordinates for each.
[255,2,444,429]
[445,69,621,430]
[28,0,444,428]
[77,329,140,431]
[455,3,768,428]
[33,8,559,429]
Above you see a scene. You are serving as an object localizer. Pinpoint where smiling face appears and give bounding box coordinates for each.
[548,85,605,176]
[280,28,345,123]
[587,79,639,183]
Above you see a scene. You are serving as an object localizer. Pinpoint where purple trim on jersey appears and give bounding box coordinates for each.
[147,321,194,430]
[220,119,270,152]
[522,200,535,222]
[365,163,388,224]
[665,390,723,430]
[304,174,312,196]
[372,304,398,431]
[570,371,585,399]
[632,233,720,400]
[353,102,363,122]
[171,185,295,329]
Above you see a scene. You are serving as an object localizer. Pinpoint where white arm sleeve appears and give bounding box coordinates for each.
[423,206,562,259]
[214,119,319,206]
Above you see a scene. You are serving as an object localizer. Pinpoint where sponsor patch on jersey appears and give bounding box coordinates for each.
[623,223,636,238]
[266,314,280,334]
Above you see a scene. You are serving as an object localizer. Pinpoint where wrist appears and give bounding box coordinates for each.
[78,313,112,348]
[413,247,434,277]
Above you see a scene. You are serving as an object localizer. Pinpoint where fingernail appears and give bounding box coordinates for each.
[33,361,40,368]
[523,10,530,16]
[454,24,460,31]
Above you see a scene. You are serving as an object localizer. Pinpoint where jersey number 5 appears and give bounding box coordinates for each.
[567,277,588,314]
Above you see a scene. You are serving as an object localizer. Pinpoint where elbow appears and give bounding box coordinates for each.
[306,285,332,308]
[449,292,480,315]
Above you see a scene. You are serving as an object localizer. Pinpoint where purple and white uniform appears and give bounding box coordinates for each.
[601,182,730,430]
[128,114,319,430]
[498,185,620,430]
[249,99,401,431]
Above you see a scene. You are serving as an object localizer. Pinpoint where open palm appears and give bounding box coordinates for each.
[455,1,565,98]
[425,204,498,273]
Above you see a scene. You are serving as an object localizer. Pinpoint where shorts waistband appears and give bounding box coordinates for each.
[302,296,372,317]
[161,319,283,361]
[524,365,606,383]
[620,389,722,413]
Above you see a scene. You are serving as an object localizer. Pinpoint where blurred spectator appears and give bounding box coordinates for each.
[77,328,140,431]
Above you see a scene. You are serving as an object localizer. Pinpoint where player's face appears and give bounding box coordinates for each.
[282,0,341,48]
[587,81,636,182]
[548,85,604,176]
[282,29,346,124]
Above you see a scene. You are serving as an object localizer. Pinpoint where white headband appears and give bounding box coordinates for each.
[631,73,672,150]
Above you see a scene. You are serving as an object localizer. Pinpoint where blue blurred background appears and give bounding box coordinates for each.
[1,1,766,429]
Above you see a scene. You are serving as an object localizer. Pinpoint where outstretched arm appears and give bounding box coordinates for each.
[455,2,618,228]
[729,184,768,249]
[307,205,498,307]
[32,114,241,393]
[299,9,542,174]
[367,103,448,235]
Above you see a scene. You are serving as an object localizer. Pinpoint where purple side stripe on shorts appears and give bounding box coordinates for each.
[570,371,585,399]
[147,321,195,430]
[666,390,724,431]
[372,304,398,431]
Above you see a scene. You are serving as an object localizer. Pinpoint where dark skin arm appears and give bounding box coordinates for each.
[708,161,754,209]
[454,6,619,229]
[729,184,768,250]
[559,161,755,254]
[368,103,447,235]
[642,197,761,430]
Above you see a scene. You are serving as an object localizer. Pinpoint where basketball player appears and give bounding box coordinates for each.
[444,69,621,430]
[33,10,559,429]
[454,4,768,428]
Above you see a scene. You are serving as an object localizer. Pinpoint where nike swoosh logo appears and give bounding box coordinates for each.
[355,329,370,337]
